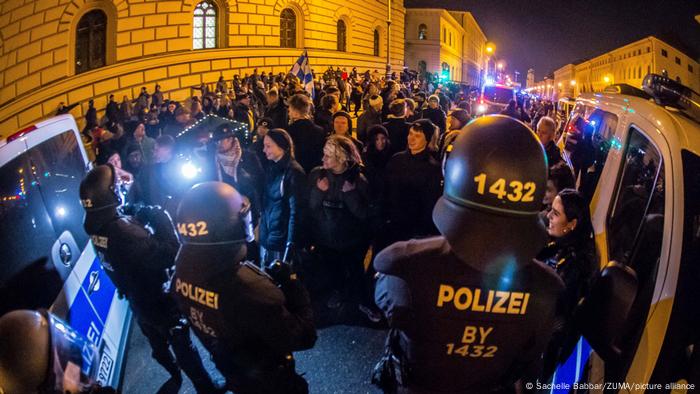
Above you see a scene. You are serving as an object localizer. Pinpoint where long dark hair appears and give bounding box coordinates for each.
[558,188,593,244]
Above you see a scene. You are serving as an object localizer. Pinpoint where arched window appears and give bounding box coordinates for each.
[193,1,217,49]
[337,20,347,52]
[75,10,106,74]
[280,8,296,48]
[418,24,427,40]
[373,29,380,56]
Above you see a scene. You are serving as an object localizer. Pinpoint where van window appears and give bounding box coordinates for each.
[482,86,513,104]
[30,130,90,253]
[607,127,665,264]
[576,109,619,200]
[0,153,58,288]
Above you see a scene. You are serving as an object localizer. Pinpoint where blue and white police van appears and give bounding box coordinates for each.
[549,75,700,393]
[0,115,131,388]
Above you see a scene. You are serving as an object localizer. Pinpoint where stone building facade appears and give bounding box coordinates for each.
[0,0,405,132]
[531,36,699,101]
[404,8,486,86]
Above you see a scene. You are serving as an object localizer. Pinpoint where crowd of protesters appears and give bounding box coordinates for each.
[75,65,592,338]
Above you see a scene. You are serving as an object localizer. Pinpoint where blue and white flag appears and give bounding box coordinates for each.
[290,50,315,97]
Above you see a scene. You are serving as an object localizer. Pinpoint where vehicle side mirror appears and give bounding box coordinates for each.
[574,261,637,362]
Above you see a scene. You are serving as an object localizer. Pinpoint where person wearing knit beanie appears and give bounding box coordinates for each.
[332,111,353,133]
[369,95,383,111]
[264,128,295,160]
[448,109,471,130]
[409,119,438,151]
[428,94,440,105]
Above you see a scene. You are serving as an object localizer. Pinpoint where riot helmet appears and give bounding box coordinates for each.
[176,182,248,246]
[0,310,99,394]
[79,164,120,212]
[0,310,49,394]
[433,115,548,268]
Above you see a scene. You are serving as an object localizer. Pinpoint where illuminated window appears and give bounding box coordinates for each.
[337,20,347,52]
[193,1,217,49]
[373,29,380,56]
[75,10,107,74]
[280,8,296,48]
[418,24,427,40]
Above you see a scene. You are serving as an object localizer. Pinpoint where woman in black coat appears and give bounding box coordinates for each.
[380,119,442,250]
[537,188,597,379]
[308,135,378,320]
[259,129,308,266]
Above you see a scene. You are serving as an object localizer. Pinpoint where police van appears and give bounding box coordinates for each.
[0,115,131,388]
[476,84,516,115]
[550,75,700,392]
[555,97,576,134]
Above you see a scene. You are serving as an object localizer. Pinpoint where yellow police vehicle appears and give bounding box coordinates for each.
[549,75,700,393]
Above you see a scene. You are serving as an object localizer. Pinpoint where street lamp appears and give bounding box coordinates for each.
[570,80,576,86]
[497,62,504,70]
[603,76,610,84]
[482,42,496,88]
[557,82,562,87]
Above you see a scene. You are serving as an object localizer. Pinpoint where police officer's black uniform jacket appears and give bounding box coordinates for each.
[374,236,565,393]
[84,207,179,319]
[171,244,317,374]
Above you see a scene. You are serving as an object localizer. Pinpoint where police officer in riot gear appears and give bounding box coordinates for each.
[374,115,566,393]
[171,181,317,393]
[0,309,115,394]
[79,165,222,393]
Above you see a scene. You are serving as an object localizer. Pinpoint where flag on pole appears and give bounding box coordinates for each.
[290,50,315,98]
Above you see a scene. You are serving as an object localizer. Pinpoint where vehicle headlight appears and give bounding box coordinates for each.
[477,104,487,113]
[181,162,200,179]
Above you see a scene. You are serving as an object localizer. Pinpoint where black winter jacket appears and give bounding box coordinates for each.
[422,107,446,134]
[308,166,371,250]
[314,110,334,135]
[286,118,325,174]
[382,117,411,155]
[259,154,308,251]
[264,100,289,130]
[384,149,442,241]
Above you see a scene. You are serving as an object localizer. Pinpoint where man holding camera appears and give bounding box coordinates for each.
[171,182,317,393]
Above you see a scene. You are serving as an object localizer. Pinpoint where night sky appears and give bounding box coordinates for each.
[405,0,700,81]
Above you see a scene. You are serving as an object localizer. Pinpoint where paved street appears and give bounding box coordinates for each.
[122,323,387,393]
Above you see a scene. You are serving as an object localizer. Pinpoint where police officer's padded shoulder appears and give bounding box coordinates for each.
[108,216,150,238]
[235,262,286,305]
[374,236,449,275]
[525,259,566,294]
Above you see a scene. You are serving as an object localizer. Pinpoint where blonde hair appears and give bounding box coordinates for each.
[324,135,362,169]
